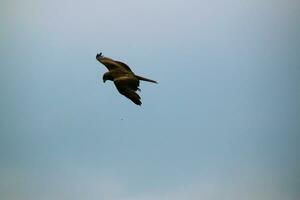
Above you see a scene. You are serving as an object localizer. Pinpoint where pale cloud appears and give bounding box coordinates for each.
[1,165,297,200]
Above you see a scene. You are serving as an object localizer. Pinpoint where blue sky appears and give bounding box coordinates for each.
[1,0,300,199]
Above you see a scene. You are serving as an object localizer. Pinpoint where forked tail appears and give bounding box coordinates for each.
[136,75,158,83]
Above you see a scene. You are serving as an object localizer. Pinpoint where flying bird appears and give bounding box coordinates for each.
[96,53,157,105]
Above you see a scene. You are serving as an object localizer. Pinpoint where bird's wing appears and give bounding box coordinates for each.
[114,61,132,72]
[96,54,132,72]
[117,87,142,106]
[114,77,141,105]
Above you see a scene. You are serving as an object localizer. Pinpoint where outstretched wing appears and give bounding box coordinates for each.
[96,53,132,72]
[114,76,141,105]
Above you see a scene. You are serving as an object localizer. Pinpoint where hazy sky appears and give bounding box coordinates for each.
[1,0,300,200]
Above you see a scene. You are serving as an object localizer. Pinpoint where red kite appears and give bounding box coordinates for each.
[96,53,157,105]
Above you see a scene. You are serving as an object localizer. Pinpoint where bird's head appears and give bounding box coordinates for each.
[102,72,113,83]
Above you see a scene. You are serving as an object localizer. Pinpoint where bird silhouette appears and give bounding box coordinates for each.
[96,53,157,105]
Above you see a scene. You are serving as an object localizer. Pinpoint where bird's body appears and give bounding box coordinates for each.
[96,53,157,105]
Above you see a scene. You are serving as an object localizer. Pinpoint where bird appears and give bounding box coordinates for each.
[96,53,157,105]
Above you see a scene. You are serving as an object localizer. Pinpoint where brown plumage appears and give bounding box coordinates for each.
[96,53,157,105]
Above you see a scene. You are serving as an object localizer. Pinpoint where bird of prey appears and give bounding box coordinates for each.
[96,53,157,105]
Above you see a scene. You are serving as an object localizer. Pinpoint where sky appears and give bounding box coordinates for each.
[0,0,300,199]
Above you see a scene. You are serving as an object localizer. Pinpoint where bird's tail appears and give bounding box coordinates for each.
[136,75,158,83]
